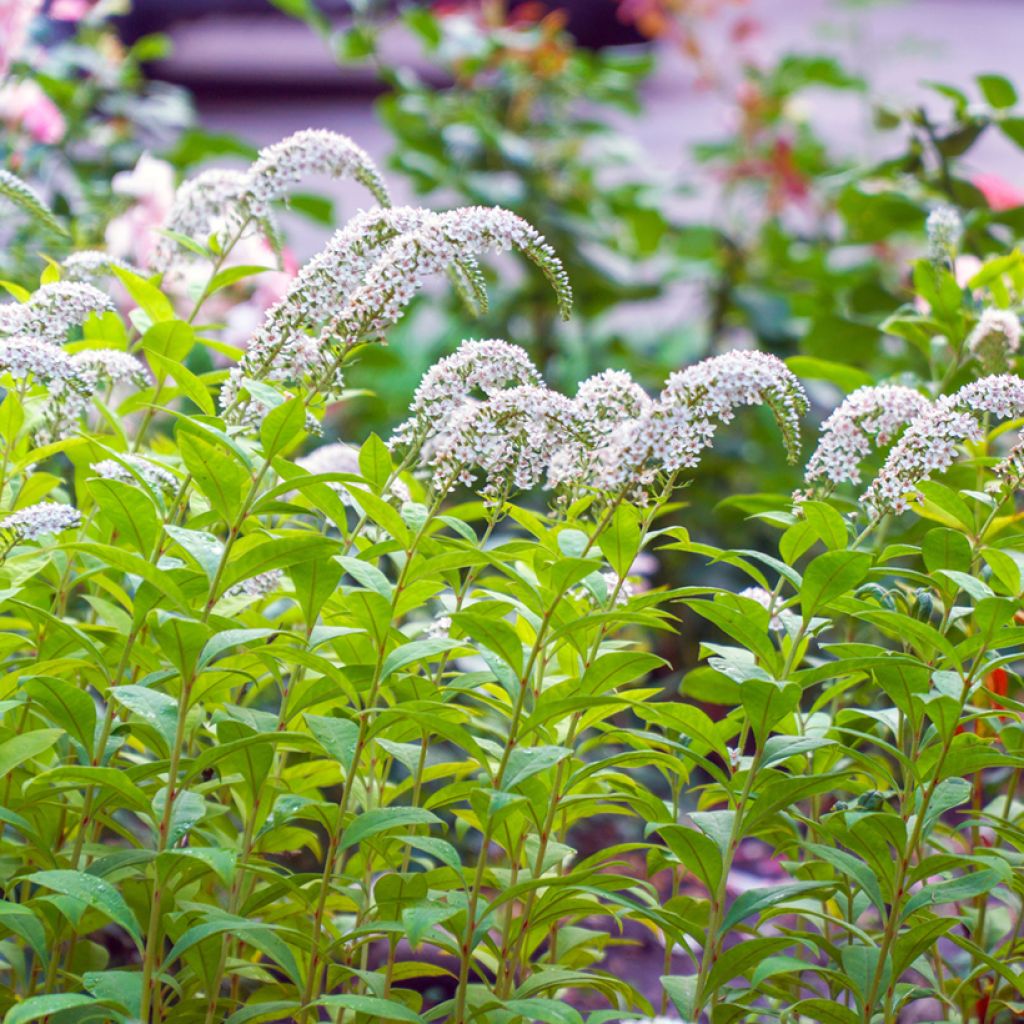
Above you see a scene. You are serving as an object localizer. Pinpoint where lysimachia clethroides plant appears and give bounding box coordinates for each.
[0,132,1021,1024]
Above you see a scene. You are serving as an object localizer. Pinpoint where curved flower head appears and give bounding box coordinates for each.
[0,283,115,343]
[246,129,390,212]
[390,339,543,452]
[420,384,577,503]
[967,308,1021,373]
[61,251,140,284]
[586,350,807,499]
[862,374,1024,515]
[223,207,570,425]
[801,384,931,497]
[155,130,391,271]
[0,501,80,540]
[152,169,251,272]
[331,206,572,344]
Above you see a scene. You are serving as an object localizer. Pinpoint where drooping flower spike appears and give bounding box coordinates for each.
[585,349,807,498]
[863,374,1024,515]
[799,384,931,499]
[92,454,178,494]
[0,501,81,540]
[154,130,391,271]
[61,250,140,283]
[0,282,114,343]
[222,207,571,424]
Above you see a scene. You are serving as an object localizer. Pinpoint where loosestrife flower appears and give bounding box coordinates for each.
[224,207,570,424]
[587,350,806,499]
[0,501,81,539]
[800,384,931,496]
[295,442,410,506]
[245,129,390,214]
[548,368,652,491]
[61,250,139,283]
[0,283,114,343]
[967,308,1021,372]
[863,374,1024,515]
[155,130,391,271]
[426,384,578,501]
[93,455,178,493]
[926,205,962,261]
[0,336,75,383]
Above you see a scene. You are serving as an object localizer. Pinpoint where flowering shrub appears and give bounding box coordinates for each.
[2,123,1024,1024]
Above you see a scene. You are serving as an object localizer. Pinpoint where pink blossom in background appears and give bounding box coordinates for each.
[974,172,1024,211]
[105,153,177,268]
[0,0,43,80]
[223,243,299,349]
[48,0,93,19]
[0,78,64,143]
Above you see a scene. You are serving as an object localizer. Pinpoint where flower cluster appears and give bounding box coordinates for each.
[428,385,578,501]
[863,374,1024,515]
[41,349,149,444]
[61,250,139,283]
[93,455,178,493]
[0,336,75,383]
[0,283,114,342]
[154,130,391,271]
[245,129,390,214]
[800,384,931,496]
[392,342,805,505]
[0,501,81,539]
[967,307,1021,372]
[926,205,962,261]
[583,350,806,499]
[223,206,571,424]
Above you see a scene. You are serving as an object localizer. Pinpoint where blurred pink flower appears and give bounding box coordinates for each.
[974,172,1024,212]
[105,153,176,268]
[48,0,93,19]
[0,78,64,143]
[0,0,43,80]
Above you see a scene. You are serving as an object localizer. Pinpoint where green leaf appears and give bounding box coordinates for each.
[3,994,97,1024]
[260,396,306,457]
[0,729,62,778]
[452,611,523,676]
[315,996,423,1023]
[113,266,175,322]
[28,869,141,945]
[339,807,441,851]
[358,433,393,493]
[791,999,861,1024]
[207,264,272,295]
[720,881,830,933]
[141,319,195,363]
[88,476,160,555]
[654,824,722,891]
[502,745,571,789]
[109,686,178,750]
[785,356,872,392]
[177,429,249,522]
[22,677,96,752]
[800,550,871,619]
[978,73,1017,108]
[305,714,359,771]
[381,638,461,680]
[597,503,641,578]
